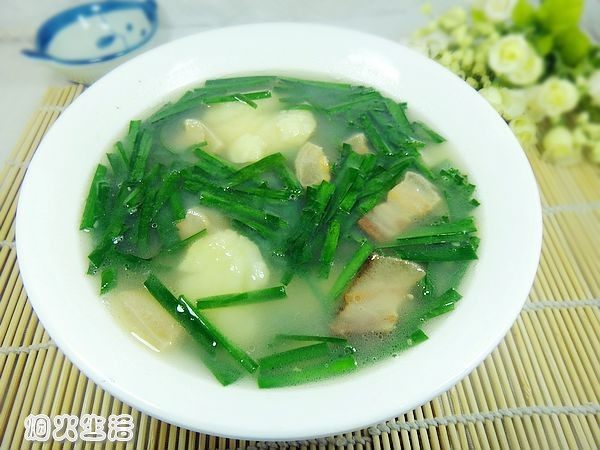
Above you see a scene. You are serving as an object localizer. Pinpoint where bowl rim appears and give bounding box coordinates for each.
[16,22,543,440]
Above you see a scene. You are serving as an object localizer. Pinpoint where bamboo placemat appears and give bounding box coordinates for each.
[0,85,599,449]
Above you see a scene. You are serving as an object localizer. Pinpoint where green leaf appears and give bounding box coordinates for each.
[555,26,591,66]
[531,33,554,56]
[536,0,584,34]
[512,0,536,27]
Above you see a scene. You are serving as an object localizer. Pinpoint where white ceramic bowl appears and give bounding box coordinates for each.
[16,23,542,440]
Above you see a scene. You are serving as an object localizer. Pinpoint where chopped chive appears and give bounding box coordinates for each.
[383,99,414,136]
[233,93,258,108]
[107,152,127,179]
[424,303,456,319]
[80,164,109,231]
[328,240,373,302]
[319,219,341,278]
[205,76,277,89]
[258,342,330,370]
[151,170,181,218]
[274,334,347,344]
[163,229,207,254]
[169,193,186,221]
[143,274,243,385]
[280,270,294,285]
[87,243,112,271]
[197,190,285,232]
[129,131,152,182]
[411,121,445,143]
[189,302,259,373]
[155,207,179,249]
[257,354,357,388]
[383,237,479,262]
[408,329,429,345]
[100,267,117,294]
[379,218,477,247]
[193,147,237,177]
[225,153,288,187]
[115,141,129,166]
[195,285,286,309]
[361,114,393,155]
[203,90,272,106]
[421,288,462,320]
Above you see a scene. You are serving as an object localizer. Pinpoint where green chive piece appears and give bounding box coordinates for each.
[99,267,117,294]
[143,274,243,385]
[80,164,108,231]
[195,285,287,309]
[328,240,373,302]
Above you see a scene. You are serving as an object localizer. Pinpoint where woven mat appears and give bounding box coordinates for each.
[1,85,599,449]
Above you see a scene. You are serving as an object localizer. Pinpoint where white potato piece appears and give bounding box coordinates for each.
[227,133,268,164]
[225,109,318,163]
[176,206,229,239]
[174,229,270,348]
[176,229,269,297]
[331,256,425,335]
[160,117,223,153]
[344,133,371,154]
[202,97,279,145]
[359,171,441,242]
[259,110,317,153]
[109,289,184,351]
[294,142,331,186]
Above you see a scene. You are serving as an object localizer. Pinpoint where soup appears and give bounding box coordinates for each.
[80,76,480,388]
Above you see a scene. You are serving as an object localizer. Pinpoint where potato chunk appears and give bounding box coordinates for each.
[331,256,425,335]
[174,229,270,347]
[294,142,331,186]
[176,229,269,298]
[358,171,441,242]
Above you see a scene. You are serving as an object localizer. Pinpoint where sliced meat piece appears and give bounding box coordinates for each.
[359,171,441,242]
[331,255,425,335]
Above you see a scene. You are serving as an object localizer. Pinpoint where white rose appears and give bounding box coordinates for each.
[499,88,530,120]
[478,86,503,112]
[488,34,532,76]
[587,70,600,106]
[506,53,544,86]
[474,0,518,23]
[439,7,467,30]
[411,31,450,58]
[542,126,581,164]
[535,77,580,118]
[509,116,538,151]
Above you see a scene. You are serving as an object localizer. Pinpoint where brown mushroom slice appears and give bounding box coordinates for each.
[358,171,441,242]
[294,142,331,187]
[331,256,425,335]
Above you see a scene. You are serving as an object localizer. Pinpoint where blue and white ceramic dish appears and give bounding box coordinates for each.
[22,0,158,84]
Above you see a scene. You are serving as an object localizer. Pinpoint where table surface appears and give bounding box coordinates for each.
[1,0,599,166]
